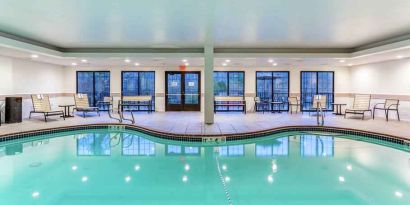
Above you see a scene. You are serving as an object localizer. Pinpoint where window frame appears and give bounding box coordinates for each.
[76,71,111,109]
[255,71,290,111]
[300,71,335,111]
[213,71,245,112]
[213,71,245,97]
[121,71,156,111]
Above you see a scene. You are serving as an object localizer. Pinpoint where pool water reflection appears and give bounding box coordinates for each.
[0,130,409,205]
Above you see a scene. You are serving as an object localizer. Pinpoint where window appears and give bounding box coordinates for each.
[122,134,155,156]
[122,71,155,111]
[301,71,334,111]
[256,137,289,157]
[300,135,334,157]
[166,145,200,156]
[214,71,245,111]
[77,133,111,156]
[77,71,110,110]
[256,71,289,111]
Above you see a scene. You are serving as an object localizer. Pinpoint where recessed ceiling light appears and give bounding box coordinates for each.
[268,59,274,63]
[348,64,353,67]
[339,59,346,63]
[124,59,131,63]
[184,63,189,66]
[30,54,39,58]
[134,62,140,66]
[396,55,403,59]
[71,62,77,66]
[273,63,278,66]
[225,59,231,63]
[222,63,227,66]
[81,59,87,63]
[182,59,188,63]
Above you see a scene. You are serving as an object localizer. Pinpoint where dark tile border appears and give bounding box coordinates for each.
[0,124,409,148]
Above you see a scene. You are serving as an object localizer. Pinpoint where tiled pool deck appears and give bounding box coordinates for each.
[0,112,409,139]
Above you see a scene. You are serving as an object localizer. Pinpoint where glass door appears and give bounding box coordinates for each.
[165,71,200,111]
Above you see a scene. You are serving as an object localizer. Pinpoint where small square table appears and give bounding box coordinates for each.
[270,101,284,113]
[58,105,75,118]
[332,103,347,115]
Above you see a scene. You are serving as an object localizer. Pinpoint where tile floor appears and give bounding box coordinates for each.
[0,111,409,139]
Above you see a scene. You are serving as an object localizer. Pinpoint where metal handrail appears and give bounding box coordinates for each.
[316,102,325,126]
[107,103,122,123]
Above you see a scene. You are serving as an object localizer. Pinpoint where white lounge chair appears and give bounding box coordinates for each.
[345,94,372,120]
[74,94,100,118]
[30,94,64,122]
[288,96,301,114]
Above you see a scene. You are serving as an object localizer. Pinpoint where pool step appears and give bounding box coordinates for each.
[202,136,226,145]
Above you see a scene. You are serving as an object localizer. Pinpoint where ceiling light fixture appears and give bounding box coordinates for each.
[348,64,353,67]
[124,59,131,63]
[268,59,274,63]
[71,62,77,66]
[81,59,87,63]
[222,63,227,66]
[30,54,39,58]
[182,59,188,63]
[273,63,278,66]
[134,62,140,66]
[339,59,346,63]
[185,63,190,66]
[396,55,403,59]
[225,59,231,63]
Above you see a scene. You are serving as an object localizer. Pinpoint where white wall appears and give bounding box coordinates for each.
[0,56,66,119]
[2,54,409,121]
[350,58,410,120]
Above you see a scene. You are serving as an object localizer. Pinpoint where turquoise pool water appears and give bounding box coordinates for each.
[0,129,409,205]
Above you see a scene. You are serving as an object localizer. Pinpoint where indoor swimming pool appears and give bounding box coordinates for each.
[0,129,409,205]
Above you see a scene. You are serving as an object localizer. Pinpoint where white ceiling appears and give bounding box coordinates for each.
[1,0,410,48]
[1,46,409,67]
